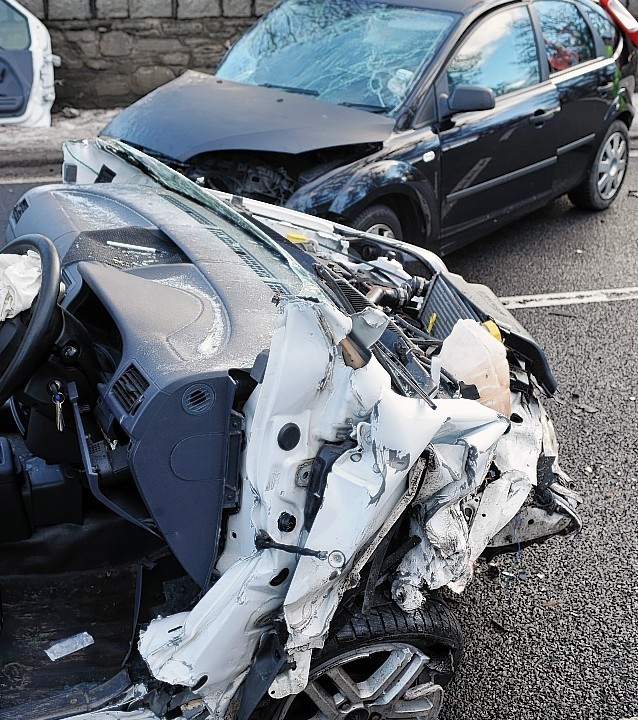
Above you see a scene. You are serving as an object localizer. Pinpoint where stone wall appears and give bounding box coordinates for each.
[20,0,278,108]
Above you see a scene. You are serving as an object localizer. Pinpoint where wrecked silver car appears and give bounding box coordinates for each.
[0,139,581,720]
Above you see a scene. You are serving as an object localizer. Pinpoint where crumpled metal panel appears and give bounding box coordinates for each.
[101,73,395,162]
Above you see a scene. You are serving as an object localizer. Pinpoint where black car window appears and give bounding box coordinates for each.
[0,0,30,51]
[534,1,597,73]
[217,0,459,114]
[447,7,541,98]
[582,2,619,52]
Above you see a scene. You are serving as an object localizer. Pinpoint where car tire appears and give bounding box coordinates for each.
[352,204,404,241]
[568,120,629,211]
[259,597,463,720]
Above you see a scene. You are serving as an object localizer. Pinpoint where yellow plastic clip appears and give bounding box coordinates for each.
[482,319,502,342]
[426,312,437,333]
[286,233,308,244]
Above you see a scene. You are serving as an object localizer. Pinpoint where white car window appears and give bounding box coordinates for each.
[0,0,30,51]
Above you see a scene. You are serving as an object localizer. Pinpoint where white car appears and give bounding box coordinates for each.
[0,0,58,127]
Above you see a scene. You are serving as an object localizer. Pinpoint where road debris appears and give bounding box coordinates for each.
[490,618,508,634]
[45,632,94,661]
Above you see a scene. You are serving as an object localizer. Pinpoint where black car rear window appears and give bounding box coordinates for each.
[583,1,619,51]
[535,0,597,72]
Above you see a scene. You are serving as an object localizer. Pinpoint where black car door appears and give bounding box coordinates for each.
[436,5,562,250]
[531,0,619,193]
[0,0,33,121]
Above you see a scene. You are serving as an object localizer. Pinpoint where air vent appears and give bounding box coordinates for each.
[112,364,149,415]
[11,198,28,225]
[265,281,291,296]
[182,384,215,415]
[61,267,74,291]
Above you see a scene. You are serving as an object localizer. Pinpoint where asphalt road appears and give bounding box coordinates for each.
[1,170,638,720]
[442,170,638,720]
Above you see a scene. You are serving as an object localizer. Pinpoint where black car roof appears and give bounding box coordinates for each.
[367,0,515,14]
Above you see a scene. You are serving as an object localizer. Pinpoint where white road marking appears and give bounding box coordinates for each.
[500,286,638,309]
[630,149,638,158]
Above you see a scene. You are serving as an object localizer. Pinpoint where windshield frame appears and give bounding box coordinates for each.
[94,138,325,299]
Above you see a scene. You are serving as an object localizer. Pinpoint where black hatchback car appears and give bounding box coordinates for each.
[102,0,636,255]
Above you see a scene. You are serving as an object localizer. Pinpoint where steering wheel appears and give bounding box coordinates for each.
[0,234,61,406]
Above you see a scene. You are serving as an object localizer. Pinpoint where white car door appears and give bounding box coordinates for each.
[0,0,57,127]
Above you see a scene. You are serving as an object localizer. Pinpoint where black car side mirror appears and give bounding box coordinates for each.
[439,84,496,116]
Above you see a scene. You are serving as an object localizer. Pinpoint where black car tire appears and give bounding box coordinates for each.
[259,597,463,720]
[352,204,404,241]
[568,120,629,211]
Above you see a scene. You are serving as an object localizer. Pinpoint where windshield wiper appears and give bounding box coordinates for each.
[262,83,319,96]
[339,102,389,113]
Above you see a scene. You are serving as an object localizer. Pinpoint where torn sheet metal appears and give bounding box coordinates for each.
[139,297,508,713]
[1,136,584,720]
[446,393,543,591]
[393,386,582,598]
[136,294,581,716]
[391,412,509,597]
[140,298,365,717]
[49,681,151,720]
[490,400,582,546]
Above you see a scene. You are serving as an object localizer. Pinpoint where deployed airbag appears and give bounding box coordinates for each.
[0,250,41,320]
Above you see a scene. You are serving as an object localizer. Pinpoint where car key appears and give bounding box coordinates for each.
[52,391,65,432]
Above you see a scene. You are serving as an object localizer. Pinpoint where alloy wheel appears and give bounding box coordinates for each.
[275,643,443,720]
[597,130,628,201]
[363,223,397,239]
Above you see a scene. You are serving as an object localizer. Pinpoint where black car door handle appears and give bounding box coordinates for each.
[528,107,560,126]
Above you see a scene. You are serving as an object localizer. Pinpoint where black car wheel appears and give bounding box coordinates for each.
[568,120,629,211]
[260,598,463,720]
[352,205,404,241]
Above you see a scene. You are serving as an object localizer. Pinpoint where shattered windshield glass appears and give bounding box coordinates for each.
[217,0,458,113]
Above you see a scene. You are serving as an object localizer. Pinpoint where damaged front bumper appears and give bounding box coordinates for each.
[135,295,579,719]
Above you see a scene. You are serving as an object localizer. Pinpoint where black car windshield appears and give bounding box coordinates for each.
[217,0,459,114]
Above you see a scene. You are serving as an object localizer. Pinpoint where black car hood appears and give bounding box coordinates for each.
[101,71,396,162]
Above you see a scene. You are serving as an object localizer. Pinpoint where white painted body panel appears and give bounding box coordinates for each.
[1,0,56,127]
